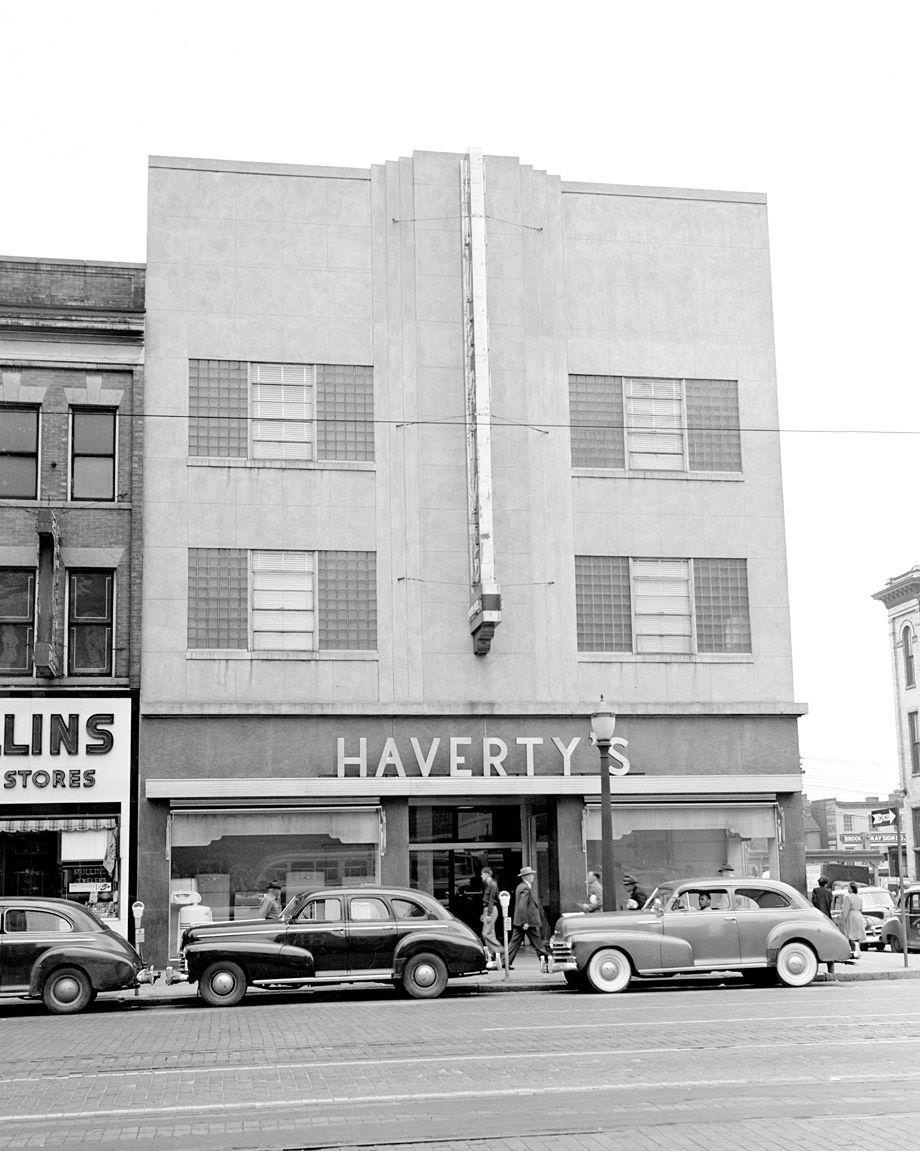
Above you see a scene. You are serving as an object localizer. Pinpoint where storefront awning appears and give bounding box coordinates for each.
[0,816,118,833]
[585,803,777,841]
[171,807,381,848]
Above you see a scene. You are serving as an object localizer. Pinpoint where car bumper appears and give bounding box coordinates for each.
[549,936,578,972]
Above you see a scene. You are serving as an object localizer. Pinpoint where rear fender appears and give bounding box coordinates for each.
[765,922,850,964]
[29,948,139,996]
[393,929,486,976]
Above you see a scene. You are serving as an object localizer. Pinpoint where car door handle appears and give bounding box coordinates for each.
[723,916,737,923]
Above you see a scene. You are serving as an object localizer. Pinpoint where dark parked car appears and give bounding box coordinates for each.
[0,897,148,1014]
[175,886,488,1006]
[878,884,920,952]
[550,877,851,992]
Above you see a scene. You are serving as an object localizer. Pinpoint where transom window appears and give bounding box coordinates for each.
[0,405,39,499]
[569,375,741,473]
[67,570,114,676]
[576,555,751,655]
[0,568,35,674]
[71,409,116,501]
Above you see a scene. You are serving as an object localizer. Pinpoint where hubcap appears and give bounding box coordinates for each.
[211,971,237,996]
[785,951,806,975]
[54,976,80,1004]
[600,958,619,980]
[413,962,436,987]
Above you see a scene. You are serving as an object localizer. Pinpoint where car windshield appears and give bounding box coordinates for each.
[646,886,674,909]
[860,890,894,912]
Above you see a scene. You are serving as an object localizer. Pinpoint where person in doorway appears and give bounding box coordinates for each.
[838,881,867,958]
[624,875,648,910]
[479,866,503,968]
[811,875,833,918]
[579,870,603,912]
[258,882,283,920]
[507,866,551,973]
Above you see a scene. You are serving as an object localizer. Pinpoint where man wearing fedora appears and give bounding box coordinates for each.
[507,865,551,973]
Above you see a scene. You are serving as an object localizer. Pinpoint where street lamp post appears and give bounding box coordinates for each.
[591,696,617,912]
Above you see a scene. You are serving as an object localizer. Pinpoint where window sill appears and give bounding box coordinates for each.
[578,652,754,663]
[0,675,130,686]
[188,458,375,472]
[187,650,378,661]
[573,469,743,482]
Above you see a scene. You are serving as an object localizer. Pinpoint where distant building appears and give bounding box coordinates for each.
[805,792,901,889]
[137,149,807,963]
[0,256,145,938]
[873,565,920,879]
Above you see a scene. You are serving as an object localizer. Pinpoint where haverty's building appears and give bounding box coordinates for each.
[139,150,806,962]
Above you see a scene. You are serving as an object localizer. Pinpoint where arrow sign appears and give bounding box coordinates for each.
[870,807,898,828]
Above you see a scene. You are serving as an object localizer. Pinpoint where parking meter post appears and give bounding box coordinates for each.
[131,901,146,988]
[498,889,511,980]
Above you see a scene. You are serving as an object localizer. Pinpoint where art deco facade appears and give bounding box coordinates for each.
[138,150,805,962]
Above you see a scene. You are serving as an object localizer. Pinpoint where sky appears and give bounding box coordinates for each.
[1,1,917,801]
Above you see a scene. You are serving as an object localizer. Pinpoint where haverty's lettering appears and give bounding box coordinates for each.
[336,735,630,778]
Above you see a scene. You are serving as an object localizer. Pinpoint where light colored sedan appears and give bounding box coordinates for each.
[550,877,851,993]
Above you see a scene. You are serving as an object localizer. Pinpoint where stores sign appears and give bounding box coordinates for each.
[0,698,130,801]
[336,734,630,779]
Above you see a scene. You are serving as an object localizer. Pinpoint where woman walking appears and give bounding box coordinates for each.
[838,881,867,958]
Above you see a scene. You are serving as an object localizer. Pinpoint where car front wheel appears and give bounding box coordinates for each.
[401,952,448,999]
[586,948,632,993]
[198,961,247,1007]
[42,966,95,1015]
[776,941,818,987]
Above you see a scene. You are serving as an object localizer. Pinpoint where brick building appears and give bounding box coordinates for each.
[0,257,144,938]
[138,150,806,962]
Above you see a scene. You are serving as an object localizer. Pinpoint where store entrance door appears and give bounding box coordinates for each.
[410,847,522,933]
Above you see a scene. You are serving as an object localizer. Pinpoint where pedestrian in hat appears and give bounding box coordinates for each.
[623,874,648,910]
[258,881,283,920]
[507,865,551,973]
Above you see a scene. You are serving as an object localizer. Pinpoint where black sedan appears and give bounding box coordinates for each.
[175,886,488,1006]
[0,897,148,1014]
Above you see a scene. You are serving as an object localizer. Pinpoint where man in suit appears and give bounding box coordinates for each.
[507,866,551,973]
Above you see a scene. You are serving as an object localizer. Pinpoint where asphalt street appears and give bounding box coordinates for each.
[1,964,919,1151]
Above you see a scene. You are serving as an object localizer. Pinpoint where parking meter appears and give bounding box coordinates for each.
[498,889,512,979]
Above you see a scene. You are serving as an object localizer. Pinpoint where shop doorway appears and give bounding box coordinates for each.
[410,847,522,932]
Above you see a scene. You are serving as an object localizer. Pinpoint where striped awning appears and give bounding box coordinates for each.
[0,816,118,833]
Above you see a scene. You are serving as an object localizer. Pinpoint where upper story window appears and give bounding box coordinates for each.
[909,711,920,776]
[903,626,916,689]
[71,408,116,501]
[842,814,854,831]
[0,405,39,499]
[189,360,374,464]
[575,555,751,655]
[187,548,377,654]
[67,570,114,676]
[0,568,35,674]
[569,375,741,473]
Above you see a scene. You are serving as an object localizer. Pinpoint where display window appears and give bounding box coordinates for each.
[168,806,381,954]
[0,815,121,921]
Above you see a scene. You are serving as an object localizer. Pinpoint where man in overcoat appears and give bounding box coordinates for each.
[507,866,551,972]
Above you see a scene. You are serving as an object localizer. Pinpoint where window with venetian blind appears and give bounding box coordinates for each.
[576,556,751,655]
[188,549,376,653]
[568,375,741,473]
[188,360,374,463]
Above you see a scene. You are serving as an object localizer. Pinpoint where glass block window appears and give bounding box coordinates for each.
[318,551,377,650]
[625,379,683,470]
[0,405,39,499]
[903,626,915,689]
[252,551,315,651]
[71,409,116,501]
[575,556,632,651]
[569,375,625,468]
[316,364,375,461]
[188,549,248,649]
[569,376,741,473]
[251,363,313,461]
[0,568,35,673]
[189,360,248,458]
[693,558,751,653]
[67,570,113,675]
[633,558,692,653]
[686,379,742,471]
